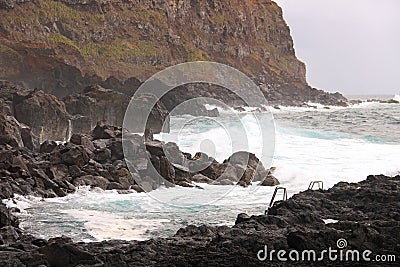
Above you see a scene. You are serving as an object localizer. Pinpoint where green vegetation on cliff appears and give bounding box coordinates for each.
[0,0,306,89]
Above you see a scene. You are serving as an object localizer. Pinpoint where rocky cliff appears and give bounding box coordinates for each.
[0,0,346,105]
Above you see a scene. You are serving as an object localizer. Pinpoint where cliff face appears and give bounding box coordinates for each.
[0,0,311,98]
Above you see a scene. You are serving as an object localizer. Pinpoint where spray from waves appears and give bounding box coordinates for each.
[393,94,400,102]
[10,105,400,242]
[273,126,400,189]
[161,113,400,190]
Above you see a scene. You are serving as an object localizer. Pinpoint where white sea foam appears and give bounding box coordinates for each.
[11,104,400,242]
[3,194,42,214]
[323,219,339,224]
[63,209,169,241]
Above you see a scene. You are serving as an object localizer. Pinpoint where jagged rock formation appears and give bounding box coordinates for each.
[0,117,277,199]
[0,80,170,141]
[14,90,70,142]
[64,85,129,132]
[0,0,347,106]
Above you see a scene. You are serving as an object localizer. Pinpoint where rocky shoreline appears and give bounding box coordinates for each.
[0,174,398,266]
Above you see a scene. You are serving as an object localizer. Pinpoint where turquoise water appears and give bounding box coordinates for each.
[6,100,400,242]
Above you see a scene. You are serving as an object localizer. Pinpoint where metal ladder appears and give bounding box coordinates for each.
[308,181,324,190]
[264,187,288,215]
[264,181,324,215]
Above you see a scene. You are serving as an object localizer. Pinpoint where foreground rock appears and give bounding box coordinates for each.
[0,175,398,266]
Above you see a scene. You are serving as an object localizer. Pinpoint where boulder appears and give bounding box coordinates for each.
[0,113,24,148]
[191,174,213,184]
[39,140,58,153]
[92,121,120,140]
[69,115,92,135]
[236,165,256,187]
[73,175,110,190]
[235,213,251,224]
[259,174,280,186]
[123,93,170,134]
[51,144,90,167]
[200,161,227,180]
[112,168,137,189]
[13,91,69,142]
[39,241,99,266]
[70,134,95,152]
[20,124,37,150]
[109,138,125,161]
[100,76,141,95]
[163,142,186,166]
[226,151,269,182]
[93,148,111,164]
[159,156,175,183]
[0,226,19,245]
[145,140,164,157]
[218,164,240,182]
[0,203,18,228]
[64,85,129,132]
[225,151,278,186]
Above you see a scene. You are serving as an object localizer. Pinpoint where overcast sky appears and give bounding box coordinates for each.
[274,0,400,95]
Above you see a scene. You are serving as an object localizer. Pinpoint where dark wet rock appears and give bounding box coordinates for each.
[64,85,129,132]
[57,145,90,167]
[70,133,95,152]
[93,148,111,164]
[260,174,280,186]
[39,140,58,153]
[145,140,164,157]
[171,102,220,117]
[39,240,100,266]
[92,120,119,140]
[19,124,37,150]
[219,164,241,182]
[70,115,92,135]
[0,113,25,148]
[234,106,246,112]
[124,93,170,134]
[236,165,257,187]
[100,75,140,96]
[235,213,251,224]
[367,98,399,104]
[0,203,18,228]
[14,90,69,142]
[73,175,109,190]
[163,142,186,166]
[109,138,126,161]
[1,172,399,266]
[0,225,19,245]
[227,151,270,182]
[159,156,175,183]
[199,160,227,180]
[191,174,213,184]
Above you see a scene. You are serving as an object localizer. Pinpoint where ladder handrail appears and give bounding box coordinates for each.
[308,181,324,190]
[265,187,287,215]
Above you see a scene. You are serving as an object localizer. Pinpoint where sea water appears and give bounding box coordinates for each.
[5,98,400,242]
